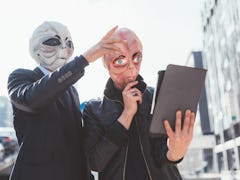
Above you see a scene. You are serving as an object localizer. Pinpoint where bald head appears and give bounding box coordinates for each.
[112,27,142,50]
[103,27,143,89]
[103,27,142,67]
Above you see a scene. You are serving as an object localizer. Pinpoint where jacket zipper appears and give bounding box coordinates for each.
[136,120,153,180]
[105,94,151,180]
[123,145,128,180]
[104,95,128,180]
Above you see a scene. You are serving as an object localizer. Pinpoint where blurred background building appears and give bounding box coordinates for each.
[202,0,240,177]
[178,51,218,179]
[179,0,240,179]
[0,96,13,127]
[0,96,17,180]
[3,0,240,179]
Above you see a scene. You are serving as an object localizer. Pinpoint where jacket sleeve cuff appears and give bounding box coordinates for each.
[161,141,184,164]
[76,55,89,68]
[167,157,184,164]
[105,121,129,147]
[153,136,183,166]
[164,148,184,164]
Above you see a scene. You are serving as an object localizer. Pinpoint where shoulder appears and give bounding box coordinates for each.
[8,68,38,80]
[84,98,103,113]
[83,98,103,121]
[10,68,35,76]
[8,68,36,83]
[83,97,122,121]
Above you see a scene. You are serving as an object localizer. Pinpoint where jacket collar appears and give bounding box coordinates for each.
[104,75,147,102]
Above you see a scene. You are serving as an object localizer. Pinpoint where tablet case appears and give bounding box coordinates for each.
[149,64,207,137]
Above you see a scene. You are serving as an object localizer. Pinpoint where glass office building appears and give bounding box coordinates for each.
[178,51,217,178]
[202,0,240,176]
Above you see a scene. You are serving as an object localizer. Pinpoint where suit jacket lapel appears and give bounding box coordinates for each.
[68,87,83,127]
[68,87,80,111]
[33,67,45,79]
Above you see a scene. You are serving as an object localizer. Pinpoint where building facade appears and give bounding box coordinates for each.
[178,51,217,178]
[0,96,13,127]
[202,0,240,177]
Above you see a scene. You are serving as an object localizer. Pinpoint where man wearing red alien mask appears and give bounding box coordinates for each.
[83,28,195,180]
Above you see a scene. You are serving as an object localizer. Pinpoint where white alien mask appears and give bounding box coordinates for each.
[29,21,74,71]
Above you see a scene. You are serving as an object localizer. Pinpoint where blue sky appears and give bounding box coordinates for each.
[0,0,203,101]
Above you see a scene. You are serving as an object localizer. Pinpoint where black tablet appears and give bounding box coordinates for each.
[149,64,207,137]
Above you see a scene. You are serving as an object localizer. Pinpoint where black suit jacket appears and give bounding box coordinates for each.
[7,55,93,180]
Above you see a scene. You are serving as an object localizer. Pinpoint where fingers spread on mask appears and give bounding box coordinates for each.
[105,38,126,44]
[102,39,128,55]
[100,44,122,56]
[102,26,118,40]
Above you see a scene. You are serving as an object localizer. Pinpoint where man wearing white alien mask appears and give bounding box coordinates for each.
[7,21,125,180]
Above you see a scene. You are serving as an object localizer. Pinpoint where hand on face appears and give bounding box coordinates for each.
[82,26,128,63]
[122,81,142,115]
[164,109,195,161]
[117,81,142,129]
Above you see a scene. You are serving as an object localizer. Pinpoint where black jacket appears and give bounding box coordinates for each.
[83,76,183,180]
[7,55,93,180]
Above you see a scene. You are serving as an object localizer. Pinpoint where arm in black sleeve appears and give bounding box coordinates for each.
[8,55,88,112]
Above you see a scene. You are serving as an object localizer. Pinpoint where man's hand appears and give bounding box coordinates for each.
[82,26,126,63]
[117,81,142,129]
[164,109,195,161]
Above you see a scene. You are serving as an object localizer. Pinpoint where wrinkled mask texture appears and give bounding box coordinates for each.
[104,28,143,89]
[29,21,74,71]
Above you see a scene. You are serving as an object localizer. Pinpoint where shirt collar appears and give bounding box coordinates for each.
[38,65,51,75]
